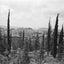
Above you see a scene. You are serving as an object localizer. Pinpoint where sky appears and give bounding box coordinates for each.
[0,0,64,29]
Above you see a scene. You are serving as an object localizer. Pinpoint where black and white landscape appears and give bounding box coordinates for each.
[0,0,64,64]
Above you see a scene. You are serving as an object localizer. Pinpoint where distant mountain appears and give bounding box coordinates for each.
[0,25,7,29]
[37,28,48,33]
[0,25,49,37]
[11,27,36,37]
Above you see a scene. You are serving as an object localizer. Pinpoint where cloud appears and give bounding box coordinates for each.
[0,0,64,29]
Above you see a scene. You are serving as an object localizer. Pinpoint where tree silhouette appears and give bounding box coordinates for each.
[52,14,59,58]
[47,18,51,55]
[18,32,22,49]
[7,10,11,53]
[39,34,45,64]
[22,30,25,49]
[58,25,63,61]
[34,33,40,50]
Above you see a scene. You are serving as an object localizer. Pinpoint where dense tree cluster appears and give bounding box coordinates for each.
[0,9,64,64]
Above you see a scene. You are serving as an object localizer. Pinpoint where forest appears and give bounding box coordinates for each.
[0,10,64,64]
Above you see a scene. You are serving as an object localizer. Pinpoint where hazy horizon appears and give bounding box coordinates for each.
[0,0,64,29]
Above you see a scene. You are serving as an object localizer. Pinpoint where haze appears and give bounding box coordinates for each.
[0,0,64,29]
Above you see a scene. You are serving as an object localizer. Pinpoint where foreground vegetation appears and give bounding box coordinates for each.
[0,10,64,64]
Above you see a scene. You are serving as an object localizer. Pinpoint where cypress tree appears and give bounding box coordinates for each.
[39,34,45,62]
[47,18,51,55]
[52,14,59,58]
[58,25,63,61]
[22,30,25,49]
[35,33,40,50]
[7,10,11,53]
[18,32,22,48]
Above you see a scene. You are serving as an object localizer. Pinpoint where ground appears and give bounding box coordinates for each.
[0,49,64,64]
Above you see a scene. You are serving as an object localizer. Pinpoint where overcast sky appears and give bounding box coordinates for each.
[0,0,64,29]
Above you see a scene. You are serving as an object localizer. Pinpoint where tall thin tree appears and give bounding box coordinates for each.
[7,10,11,53]
[18,32,22,48]
[47,18,51,55]
[22,30,25,49]
[39,34,45,64]
[52,14,59,58]
[35,33,40,50]
[58,25,63,61]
